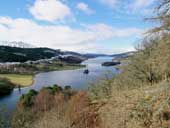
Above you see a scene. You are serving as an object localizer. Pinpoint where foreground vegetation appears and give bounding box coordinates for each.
[12,85,102,128]
[90,1,170,127]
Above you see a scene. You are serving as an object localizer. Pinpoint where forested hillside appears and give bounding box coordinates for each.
[0,46,101,63]
[0,46,60,62]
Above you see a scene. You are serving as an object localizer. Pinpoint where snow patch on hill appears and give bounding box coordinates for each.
[0,41,35,48]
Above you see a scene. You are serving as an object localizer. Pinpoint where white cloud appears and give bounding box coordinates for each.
[98,0,117,8]
[76,2,94,15]
[29,0,72,22]
[87,24,143,37]
[0,17,144,53]
[130,0,156,10]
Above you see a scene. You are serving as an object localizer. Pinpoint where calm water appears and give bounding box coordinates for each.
[0,57,117,116]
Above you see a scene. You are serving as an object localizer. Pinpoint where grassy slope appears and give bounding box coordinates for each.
[0,74,33,87]
[99,82,170,128]
[98,86,144,128]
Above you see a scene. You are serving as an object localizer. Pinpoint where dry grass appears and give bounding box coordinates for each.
[33,92,102,128]
[99,87,144,128]
[33,109,70,128]
[98,82,170,128]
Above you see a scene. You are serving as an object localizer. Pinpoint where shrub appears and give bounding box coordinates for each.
[0,78,15,96]
[88,79,113,100]
[53,84,63,93]
[19,89,38,108]
[33,89,54,111]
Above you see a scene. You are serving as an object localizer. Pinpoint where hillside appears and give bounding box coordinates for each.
[110,51,135,59]
[92,1,170,127]
[0,44,135,63]
[0,46,61,62]
[0,46,107,63]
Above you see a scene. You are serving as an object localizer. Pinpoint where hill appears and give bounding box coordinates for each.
[0,46,61,62]
[110,51,135,59]
[0,46,108,63]
[83,53,108,58]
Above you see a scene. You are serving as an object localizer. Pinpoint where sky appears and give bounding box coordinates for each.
[0,0,157,54]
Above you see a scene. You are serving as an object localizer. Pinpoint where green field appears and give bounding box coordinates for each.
[0,74,34,87]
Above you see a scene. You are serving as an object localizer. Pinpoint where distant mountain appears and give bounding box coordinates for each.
[82,52,135,59]
[83,53,108,58]
[0,41,35,48]
[110,51,135,59]
[60,51,108,59]
[0,46,88,63]
[61,51,83,57]
[0,42,135,63]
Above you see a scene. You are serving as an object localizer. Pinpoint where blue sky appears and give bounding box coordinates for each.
[0,0,157,54]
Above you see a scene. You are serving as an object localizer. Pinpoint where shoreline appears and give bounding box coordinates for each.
[0,64,86,88]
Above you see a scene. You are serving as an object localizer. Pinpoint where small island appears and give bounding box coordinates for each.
[102,61,120,66]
